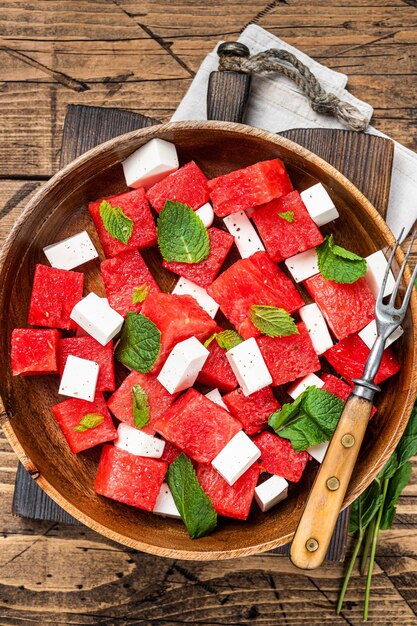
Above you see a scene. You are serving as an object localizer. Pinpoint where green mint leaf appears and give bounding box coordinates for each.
[74,413,105,433]
[380,461,412,530]
[215,330,243,351]
[99,200,133,245]
[132,384,150,429]
[132,284,150,305]
[203,333,217,348]
[115,313,160,373]
[316,235,367,284]
[395,404,417,468]
[157,201,210,264]
[167,453,217,539]
[377,451,398,482]
[349,481,384,533]
[249,305,299,338]
[278,211,295,223]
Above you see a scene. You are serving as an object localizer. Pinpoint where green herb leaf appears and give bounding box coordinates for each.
[74,413,105,433]
[203,333,217,348]
[394,404,417,469]
[215,330,243,351]
[249,305,299,338]
[99,200,133,245]
[167,453,217,539]
[349,482,384,533]
[157,201,210,264]
[115,313,161,373]
[132,284,150,305]
[316,235,367,284]
[278,211,295,223]
[132,384,150,429]
[380,461,412,530]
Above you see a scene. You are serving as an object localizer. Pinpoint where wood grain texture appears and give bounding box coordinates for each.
[207,71,252,123]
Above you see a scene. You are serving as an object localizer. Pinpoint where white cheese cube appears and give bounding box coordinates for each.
[196,202,215,228]
[58,355,99,402]
[226,338,272,396]
[308,441,329,464]
[299,303,333,355]
[300,183,339,227]
[284,248,319,283]
[157,336,209,394]
[359,319,404,350]
[205,388,229,411]
[43,231,98,270]
[255,475,289,512]
[212,431,261,486]
[287,373,324,400]
[153,482,181,519]
[172,277,219,318]
[70,293,124,346]
[223,211,265,258]
[122,138,179,189]
[365,250,396,299]
[114,423,165,458]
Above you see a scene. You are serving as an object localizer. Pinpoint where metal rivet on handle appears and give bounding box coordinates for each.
[306,538,319,552]
[327,476,340,491]
[217,42,250,58]
[341,433,355,448]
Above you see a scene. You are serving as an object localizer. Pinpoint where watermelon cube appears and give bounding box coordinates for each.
[51,393,117,454]
[28,264,84,330]
[153,388,242,463]
[320,372,377,418]
[88,187,157,258]
[163,227,234,288]
[207,251,304,339]
[140,292,217,372]
[160,441,182,464]
[323,334,400,385]
[146,161,210,213]
[257,322,320,386]
[196,334,239,393]
[196,462,259,520]
[107,370,177,435]
[58,336,115,391]
[208,159,293,217]
[252,191,323,262]
[101,249,160,317]
[94,444,168,511]
[223,387,280,435]
[252,431,309,482]
[305,274,375,340]
[11,328,60,376]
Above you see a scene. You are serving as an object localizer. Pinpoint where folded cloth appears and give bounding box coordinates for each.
[172,24,416,240]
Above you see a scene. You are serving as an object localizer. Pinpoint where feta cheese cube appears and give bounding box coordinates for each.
[284,248,319,283]
[223,211,265,258]
[122,138,179,189]
[300,183,339,227]
[114,423,165,458]
[308,440,329,464]
[172,277,219,318]
[255,475,289,512]
[226,338,272,396]
[212,431,261,486]
[205,388,229,411]
[58,355,99,402]
[157,336,209,394]
[287,373,324,400]
[43,231,98,270]
[196,202,215,228]
[359,319,404,350]
[365,250,396,298]
[299,303,333,355]
[70,293,124,346]
[153,482,181,519]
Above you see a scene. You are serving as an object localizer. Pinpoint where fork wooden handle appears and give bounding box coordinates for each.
[290,394,374,569]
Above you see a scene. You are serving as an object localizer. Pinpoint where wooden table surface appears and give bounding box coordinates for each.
[1,2,417,624]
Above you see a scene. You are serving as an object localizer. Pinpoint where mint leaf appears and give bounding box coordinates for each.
[349,481,384,533]
[99,200,133,245]
[278,211,295,223]
[380,461,412,530]
[74,413,104,432]
[167,453,217,539]
[132,384,150,429]
[249,305,299,338]
[316,235,367,284]
[395,404,417,468]
[203,333,217,348]
[215,330,243,351]
[115,313,160,373]
[157,201,210,264]
[132,284,150,305]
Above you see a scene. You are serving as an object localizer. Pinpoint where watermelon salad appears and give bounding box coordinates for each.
[10,137,402,539]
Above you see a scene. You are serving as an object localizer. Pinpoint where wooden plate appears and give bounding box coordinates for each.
[0,121,416,560]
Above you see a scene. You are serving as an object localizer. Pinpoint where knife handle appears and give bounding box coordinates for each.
[207,42,251,123]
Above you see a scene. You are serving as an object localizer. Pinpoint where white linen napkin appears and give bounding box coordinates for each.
[172,24,416,240]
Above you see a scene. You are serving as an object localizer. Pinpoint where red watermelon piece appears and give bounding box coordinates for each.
[253,431,308,482]
[51,393,117,454]
[58,336,115,391]
[146,161,210,213]
[153,388,242,464]
[107,370,176,435]
[196,335,239,393]
[163,227,234,288]
[101,249,160,317]
[320,372,377,418]
[88,187,157,258]
[252,191,323,262]
[28,264,84,330]
[160,441,182,465]
[208,159,293,217]
[94,444,168,511]
[141,292,216,372]
[223,386,280,435]
[305,274,375,340]
[323,335,400,385]
[196,462,259,520]
[11,328,60,376]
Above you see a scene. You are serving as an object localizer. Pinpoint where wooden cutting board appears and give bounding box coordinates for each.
[12,104,394,561]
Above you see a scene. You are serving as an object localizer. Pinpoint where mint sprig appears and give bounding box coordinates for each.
[115,313,160,373]
[99,200,133,245]
[132,384,150,429]
[132,284,150,304]
[204,329,243,351]
[74,413,104,432]
[157,201,210,264]
[249,305,299,338]
[316,235,367,284]
[278,211,295,223]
